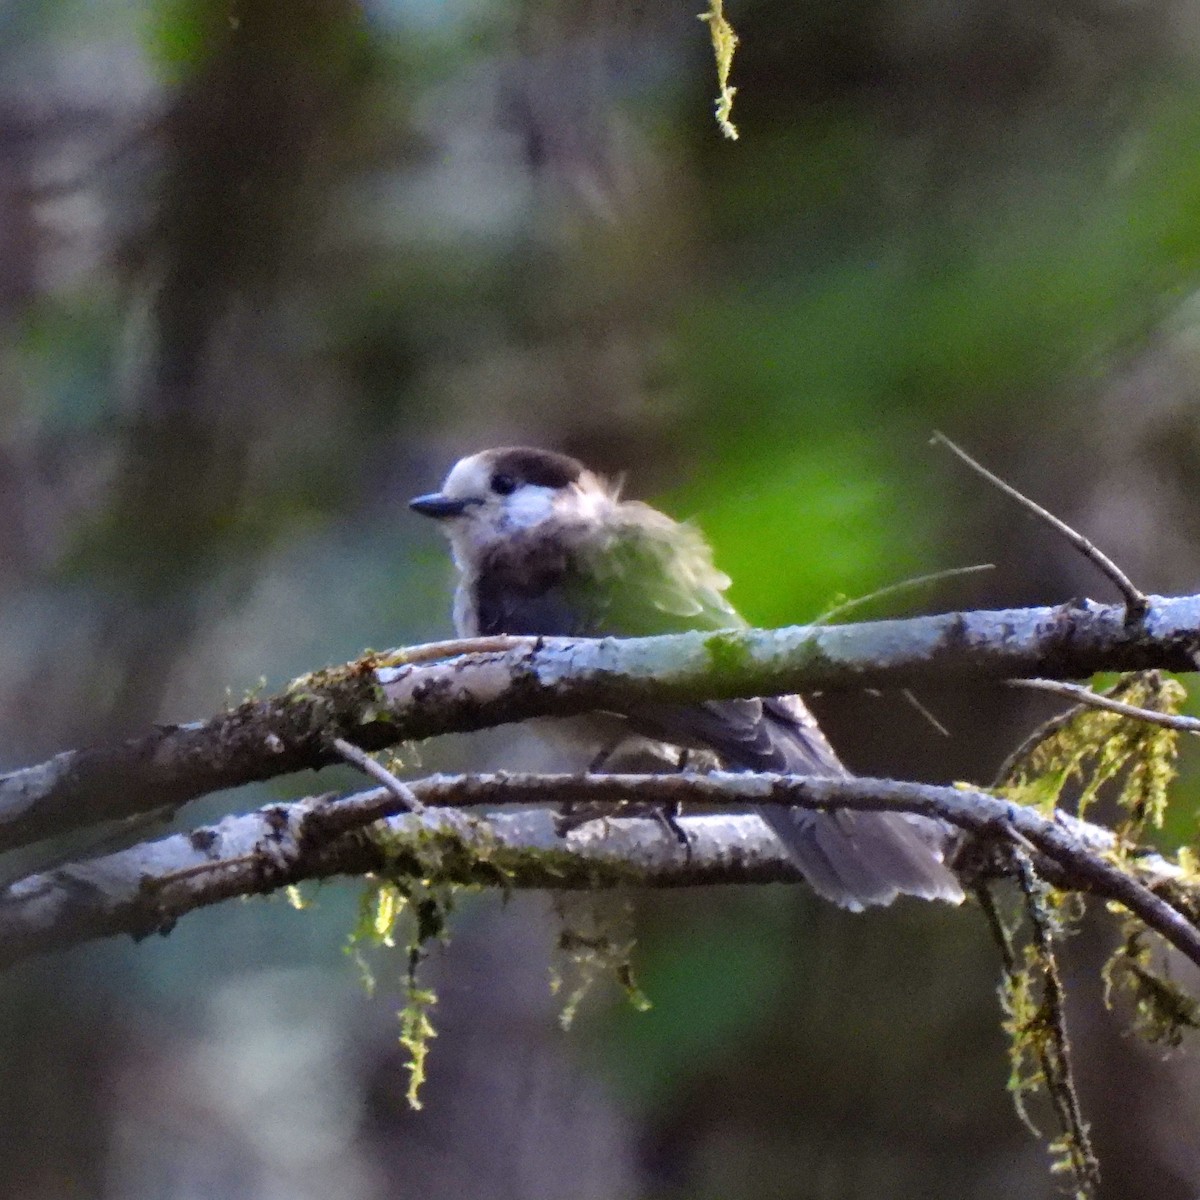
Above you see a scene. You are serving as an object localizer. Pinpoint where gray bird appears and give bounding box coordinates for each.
[410,446,963,910]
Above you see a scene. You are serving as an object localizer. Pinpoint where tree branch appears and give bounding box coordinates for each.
[0,770,1194,971]
[1007,677,1200,734]
[2,594,1200,857]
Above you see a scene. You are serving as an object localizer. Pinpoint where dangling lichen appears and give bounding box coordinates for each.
[996,667,1197,1047]
[347,819,470,1107]
[979,864,1100,1199]
[697,0,739,140]
[992,667,1200,1157]
[550,895,651,1030]
[1103,924,1200,1048]
[399,978,439,1110]
[348,875,456,1108]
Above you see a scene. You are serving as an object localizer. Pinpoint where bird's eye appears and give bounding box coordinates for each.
[490,473,518,496]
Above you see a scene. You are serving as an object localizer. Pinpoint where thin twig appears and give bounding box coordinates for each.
[994,706,1082,789]
[331,737,425,813]
[975,882,1018,972]
[1000,821,1043,859]
[931,431,1148,621]
[1007,678,1200,735]
[815,563,995,625]
[226,772,1200,972]
[901,688,951,737]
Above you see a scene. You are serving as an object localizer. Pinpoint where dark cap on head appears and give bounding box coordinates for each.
[482,447,584,490]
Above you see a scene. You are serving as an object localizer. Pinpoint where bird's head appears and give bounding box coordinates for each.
[410,446,614,563]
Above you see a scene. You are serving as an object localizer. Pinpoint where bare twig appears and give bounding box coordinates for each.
[331,737,425,813]
[900,688,951,737]
[375,772,1200,971]
[931,431,1148,621]
[815,562,995,625]
[1007,678,1200,735]
[999,820,1042,859]
[994,707,1083,789]
[151,853,262,886]
[975,882,1018,972]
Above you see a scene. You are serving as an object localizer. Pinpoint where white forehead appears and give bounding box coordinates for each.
[440,453,495,499]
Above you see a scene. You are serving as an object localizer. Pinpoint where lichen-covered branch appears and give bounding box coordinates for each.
[0,770,1195,972]
[2,593,1200,856]
[0,784,794,968]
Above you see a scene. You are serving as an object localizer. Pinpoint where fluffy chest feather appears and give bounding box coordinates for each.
[454,524,596,638]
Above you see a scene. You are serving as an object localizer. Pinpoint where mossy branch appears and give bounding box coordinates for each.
[1,768,1198,972]
[5,594,1200,857]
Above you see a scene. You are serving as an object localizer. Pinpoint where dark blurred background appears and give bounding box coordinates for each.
[3,0,1200,1195]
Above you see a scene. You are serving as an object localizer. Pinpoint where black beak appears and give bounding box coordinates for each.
[409,492,472,519]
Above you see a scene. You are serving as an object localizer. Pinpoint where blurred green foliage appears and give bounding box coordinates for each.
[598,891,794,1110]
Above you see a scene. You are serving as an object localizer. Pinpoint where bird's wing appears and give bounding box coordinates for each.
[581,502,743,635]
[634,693,846,776]
[581,508,962,909]
[567,505,848,775]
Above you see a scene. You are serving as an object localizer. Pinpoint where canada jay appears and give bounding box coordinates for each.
[410,446,963,910]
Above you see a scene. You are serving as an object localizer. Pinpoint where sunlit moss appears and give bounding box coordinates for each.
[985,675,1200,1195]
[997,671,1184,842]
[347,829,466,1107]
[697,0,739,140]
[703,630,751,677]
[399,986,438,1110]
[981,867,1098,1198]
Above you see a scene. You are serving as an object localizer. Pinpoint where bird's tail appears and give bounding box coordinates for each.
[755,805,964,911]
